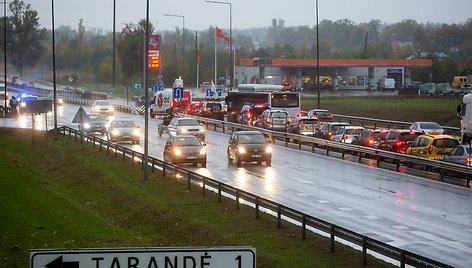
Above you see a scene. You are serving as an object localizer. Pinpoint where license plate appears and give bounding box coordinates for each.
[251,154,261,158]
[187,156,197,159]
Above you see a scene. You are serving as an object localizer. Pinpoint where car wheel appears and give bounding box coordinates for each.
[266,158,272,167]
[158,130,162,137]
[227,150,233,163]
[201,162,207,168]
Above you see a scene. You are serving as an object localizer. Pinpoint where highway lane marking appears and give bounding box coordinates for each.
[363,215,380,220]
[338,207,353,211]
[368,186,396,195]
[294,166,312,172]
[317,200,329,203]
[410,231,472,254]
[392,225,409,230]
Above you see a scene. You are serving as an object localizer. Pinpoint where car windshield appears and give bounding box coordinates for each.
[271,111,287,118]
[111,121,136,128]
[372,132,388,140]
[89,114,106,121]
[22,96,38,102]
[399,132,421,141]
[237,133,267,144]
[314,111,330,117]
[331,125,347,132]
[95,100,110,106]
[419,122,441,129]
[177,119,200,126]
[434,138,459,148]
[173,137,201,146]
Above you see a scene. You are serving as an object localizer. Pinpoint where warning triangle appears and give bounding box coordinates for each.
[72,106,90,124]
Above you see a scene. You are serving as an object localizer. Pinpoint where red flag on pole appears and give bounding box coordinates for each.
[215,27,229,41]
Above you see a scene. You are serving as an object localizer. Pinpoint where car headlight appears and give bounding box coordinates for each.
[84,123,91,129]
[180,128,188,134]
[112,129,120,136]
[238,147,246,154]
[265,146,272,153]
[133,129,140,136]
[92,106,96,112]
[174,148,182,155]
[105,122,110,128]
[109,106,114,111]
[58,99,64,104]
[21,102,26,107]
[200,148,206,155]
[199,128,205,133]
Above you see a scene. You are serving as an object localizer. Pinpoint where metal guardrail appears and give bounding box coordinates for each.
[57,125,454,268]
[195,116,472,188]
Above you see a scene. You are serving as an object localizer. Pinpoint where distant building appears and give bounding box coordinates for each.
[406,51,448,59]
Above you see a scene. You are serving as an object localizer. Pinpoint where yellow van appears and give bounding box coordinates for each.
[452,76,468,89]
[406,134,460,160]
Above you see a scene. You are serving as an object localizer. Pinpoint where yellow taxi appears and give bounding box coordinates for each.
[406,134,460,160]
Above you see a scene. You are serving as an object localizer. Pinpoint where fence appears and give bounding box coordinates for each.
[57,125,454,268]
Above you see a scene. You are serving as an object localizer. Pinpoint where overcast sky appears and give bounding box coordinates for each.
[26,0,471,33]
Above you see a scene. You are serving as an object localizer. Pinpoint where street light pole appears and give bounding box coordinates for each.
[316,0,320,109]
[2,1,7,118]
[164,14,185,80]
[51,0,58,137]
[144,0,150,180]
[205,0,232,89]
[112,0,116,93]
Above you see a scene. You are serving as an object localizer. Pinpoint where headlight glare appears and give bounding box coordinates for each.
[174,148,182,155]
[84,123,91,129]
[180,128,188,134]
[200,148,206,155]
[238,147,246,154]
[265,146,272,153]
[112,129,119,136]
[133,129,140,136]
[199,128,205,133]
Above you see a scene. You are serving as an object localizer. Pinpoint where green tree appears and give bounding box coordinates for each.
[7,0,46,76]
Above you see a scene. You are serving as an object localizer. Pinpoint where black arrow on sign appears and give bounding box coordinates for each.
[46,256,79,268]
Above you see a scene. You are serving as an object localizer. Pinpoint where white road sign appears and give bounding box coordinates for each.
[30,247,256,268]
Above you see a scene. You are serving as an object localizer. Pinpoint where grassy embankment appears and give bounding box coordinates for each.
[0,128,394,268]
[302,95,462,128]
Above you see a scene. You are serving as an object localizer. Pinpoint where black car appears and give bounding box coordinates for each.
[227,131,272,167]
[163,135,207,167]
[79,113,108,135]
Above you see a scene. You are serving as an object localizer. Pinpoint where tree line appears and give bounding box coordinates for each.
[1,0,471,89]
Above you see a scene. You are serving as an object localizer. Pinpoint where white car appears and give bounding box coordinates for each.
[91,100,113,116]
[330,126,364,143]
[167,117,205,141]
[409,121,444,135]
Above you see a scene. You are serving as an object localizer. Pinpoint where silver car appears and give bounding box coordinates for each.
[107,120,140,144]
[91,100,114,116]
[441,144,472,166]
[167,117,205,141]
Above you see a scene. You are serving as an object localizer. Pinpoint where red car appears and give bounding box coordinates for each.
[185,102,201,115]
[378,129,422,154]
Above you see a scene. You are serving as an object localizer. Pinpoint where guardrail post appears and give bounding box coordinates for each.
[362,236,367,265]
[255,196,259,219]
[312,143,315,153]
[302,215,306,240]
[236,190,240,210]
[131,152,135,166]
[376,155,380,166]
[218,184,222,202]
[74,131,77,142]
[358,152,362,162]
[341,148,345,159]
[400,250,405,268]
[107,140,110,154]
[467,174,471,188]
[163,162,166,177]
[152,159,155,172]
[99,139,102,151]
[326,146,330,156]
[141,155,144,169]
[284,135,288,147]
[277,205,282,229]
[187,173,191,190]
[330,225,335,252]
[122,148,125,161]
[114,143,117,158]
[202,177,206,196]
[396,159,400,171]
[13,245,18,266]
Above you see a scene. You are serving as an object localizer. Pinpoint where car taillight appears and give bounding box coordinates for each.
[203,108,207,112]
[344,135,349,140]
[247,112,251,118]
[327,115,333,119]
[396,141,406,146]
[266,118,270,123]
[428,144,434,154]
[368,139,375,145]
[466,157,472,163]
[328,132,333,136]
[298,124,302,128]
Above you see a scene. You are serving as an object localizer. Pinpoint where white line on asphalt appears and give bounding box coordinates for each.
[410,231,472,254]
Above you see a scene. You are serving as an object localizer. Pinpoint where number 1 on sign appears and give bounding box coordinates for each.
[235,255,241,268]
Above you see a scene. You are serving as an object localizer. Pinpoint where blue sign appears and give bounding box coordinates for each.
[152,85,164,93]
[206,88,214,97]
[34,71,41,78]
[134,82,141,91]
[173,87,183,99]
[216,88,222,97]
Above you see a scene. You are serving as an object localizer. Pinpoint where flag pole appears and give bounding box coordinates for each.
[214,27,217,87]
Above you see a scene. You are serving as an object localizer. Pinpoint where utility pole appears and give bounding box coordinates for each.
[195,31,199,90]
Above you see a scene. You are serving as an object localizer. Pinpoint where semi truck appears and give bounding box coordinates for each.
[457,93,472,144]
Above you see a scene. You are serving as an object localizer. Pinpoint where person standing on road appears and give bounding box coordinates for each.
[9,96,18,119]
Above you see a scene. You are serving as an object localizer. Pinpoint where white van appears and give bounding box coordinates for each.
[378,78,395,91]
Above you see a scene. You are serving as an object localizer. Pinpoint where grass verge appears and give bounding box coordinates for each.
[0,128,394,268]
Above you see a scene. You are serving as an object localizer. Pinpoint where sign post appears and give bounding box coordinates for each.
[72,107,90,151]
[30,247,256,268]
